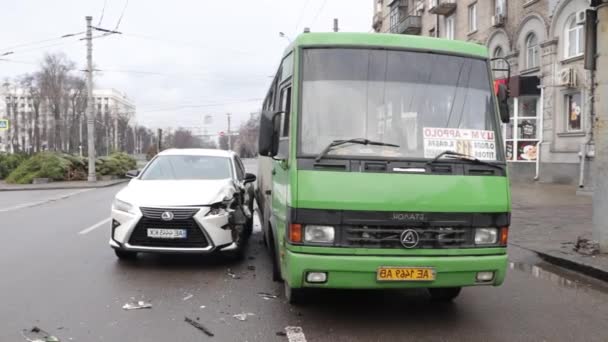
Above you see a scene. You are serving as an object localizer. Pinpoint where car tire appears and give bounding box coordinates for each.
[427,287,461,302]
[284,282,306,305]
[114,249,137,260]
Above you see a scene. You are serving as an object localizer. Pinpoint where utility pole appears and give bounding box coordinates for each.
[593,2,608,253]
[85,16,96,182]
[157,128,162,152]
[226,113,232,151]
[333,18,339,32]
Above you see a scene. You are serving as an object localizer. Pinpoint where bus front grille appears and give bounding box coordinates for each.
[341,226,472,249]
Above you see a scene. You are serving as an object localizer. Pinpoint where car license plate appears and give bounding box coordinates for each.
[147,228,187,239]
[376,267,435,281]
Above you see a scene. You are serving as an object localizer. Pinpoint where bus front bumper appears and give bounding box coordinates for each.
[283,250,508,289]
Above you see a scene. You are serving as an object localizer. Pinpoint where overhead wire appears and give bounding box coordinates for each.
[0,32,84,53]
[98,0,109,26]
[294,0,312,34]
[114,0,129,30]
[310,0,329,28]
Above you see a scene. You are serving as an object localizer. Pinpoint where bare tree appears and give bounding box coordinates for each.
[235,113,259,158]
[38,53,75,151]
[19,75,43,153]
[66,76,87,154]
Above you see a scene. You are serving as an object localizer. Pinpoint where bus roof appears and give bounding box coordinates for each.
[285,32,488,59]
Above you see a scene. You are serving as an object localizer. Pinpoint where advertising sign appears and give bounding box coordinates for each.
[0,119,8,131]
[423,127,497,161]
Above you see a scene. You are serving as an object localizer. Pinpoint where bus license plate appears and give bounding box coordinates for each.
[376,267,435,281]
[147,229,187,239]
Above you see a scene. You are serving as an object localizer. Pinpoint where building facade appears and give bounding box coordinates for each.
[373,0,598,186]
[0,87,136,154]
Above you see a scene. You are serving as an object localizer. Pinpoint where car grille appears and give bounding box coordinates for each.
[340,226,473,249]
[128,217,210,248]
[139,207,200,220]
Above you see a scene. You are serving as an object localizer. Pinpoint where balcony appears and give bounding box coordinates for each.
[390,15,422,35]
[373,12,383,32]
[428,0,457,16]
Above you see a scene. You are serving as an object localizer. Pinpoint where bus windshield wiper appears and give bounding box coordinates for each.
[426,150,504,170]
[315,138,399,162]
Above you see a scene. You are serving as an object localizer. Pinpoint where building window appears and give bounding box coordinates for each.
[468,3,477,32]
[565,92,582,132]
[376,0,383,13]
[445,15,455,40]
[525,33,539,69]
[504,96,540,162]
[390,6,400,32]
[565,16,584,58]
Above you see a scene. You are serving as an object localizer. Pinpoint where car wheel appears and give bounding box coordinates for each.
[114,249,137,260]
[284,281,306,305]
[427,287,461,302]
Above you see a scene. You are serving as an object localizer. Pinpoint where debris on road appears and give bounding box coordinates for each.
[574,237,600,256]
[122,300,152,310]
[184,316,214,337]
[285,326,307,342]
[247,265,256,271]
[257,292,278,300]
[183,293,194,301]
[200,305,207,309]
[232,312,255,321]
[276,331,287,336]
[21,326,61,342]
[226,269,241,279]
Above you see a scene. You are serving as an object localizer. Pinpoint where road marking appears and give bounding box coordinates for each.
[0,189,92,213]
[285,326,307,342]
[79,217,111,235]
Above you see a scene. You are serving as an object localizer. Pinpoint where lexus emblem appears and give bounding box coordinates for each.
[400,229,419,248]
[161,211,174,221]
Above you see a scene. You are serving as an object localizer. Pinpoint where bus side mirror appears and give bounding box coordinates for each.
[497,84,510,124]
[258,110,282,157]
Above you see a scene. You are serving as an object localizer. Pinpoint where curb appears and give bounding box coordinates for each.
[513,243,608,282]
[0,179,128,192]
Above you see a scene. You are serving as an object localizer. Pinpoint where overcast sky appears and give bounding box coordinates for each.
[0,0,373,136]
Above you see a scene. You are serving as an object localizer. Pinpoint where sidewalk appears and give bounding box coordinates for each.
[0,179,128,191]
[510,182,608,281]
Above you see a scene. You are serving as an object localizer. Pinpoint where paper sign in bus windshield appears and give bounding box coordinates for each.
[0,120,8,130]
[423,127,497,161]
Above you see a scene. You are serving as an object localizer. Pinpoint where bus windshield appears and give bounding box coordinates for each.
[301,48,502,161]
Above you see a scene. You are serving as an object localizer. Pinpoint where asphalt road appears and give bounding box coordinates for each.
[1,162,607,341]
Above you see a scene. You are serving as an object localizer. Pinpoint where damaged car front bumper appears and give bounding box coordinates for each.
[109,205,247,254]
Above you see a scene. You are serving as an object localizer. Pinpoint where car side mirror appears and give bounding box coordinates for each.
[497,84,510,124]
[126,170,140,178]
[258,110,283,157]
[244,172,256,184]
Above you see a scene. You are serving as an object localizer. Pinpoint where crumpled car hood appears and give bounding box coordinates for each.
[116,178,237,207]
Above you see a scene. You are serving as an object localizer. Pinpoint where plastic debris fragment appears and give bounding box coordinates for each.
[184,316,214,337]
[122,300,152,310]
[232,312,255,321]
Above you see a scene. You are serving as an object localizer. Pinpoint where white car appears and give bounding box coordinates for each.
[109,149,256,260]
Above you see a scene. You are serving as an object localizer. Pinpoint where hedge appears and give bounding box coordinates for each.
[5,152,137,184]
[0,153,29,179]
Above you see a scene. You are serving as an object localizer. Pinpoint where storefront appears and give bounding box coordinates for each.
[501,76,541,163]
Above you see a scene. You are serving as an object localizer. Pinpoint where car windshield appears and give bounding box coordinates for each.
[139,155,233,180]
[301,48,502,161]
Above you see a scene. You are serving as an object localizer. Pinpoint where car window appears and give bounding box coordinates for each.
[140,155,233,180]
[234,157,245,180]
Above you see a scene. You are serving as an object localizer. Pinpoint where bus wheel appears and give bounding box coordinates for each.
[284,282,305,305]
[427,287,461,302]
[269,231,282,282]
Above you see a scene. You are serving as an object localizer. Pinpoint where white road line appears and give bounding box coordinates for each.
[285,326,307,342]
[79,217,112,235]
[0,189,92,213]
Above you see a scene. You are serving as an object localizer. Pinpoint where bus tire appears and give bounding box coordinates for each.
[427,287,461,302]
[268,230,282,282]
[284,282,305,305]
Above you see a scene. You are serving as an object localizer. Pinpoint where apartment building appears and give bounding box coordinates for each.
[372,0,598,186]
[0,87,135,153]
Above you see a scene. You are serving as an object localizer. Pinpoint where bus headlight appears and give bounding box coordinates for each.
[475,228,498,245]
[304,225,335,244]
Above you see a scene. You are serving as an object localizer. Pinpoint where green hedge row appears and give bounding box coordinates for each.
[3,152,137,184]
[0,153,29,179]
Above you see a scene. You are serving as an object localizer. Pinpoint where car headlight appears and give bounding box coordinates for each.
[113,199,135,214]
[475,228,498,245]
[304,225,335,244]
